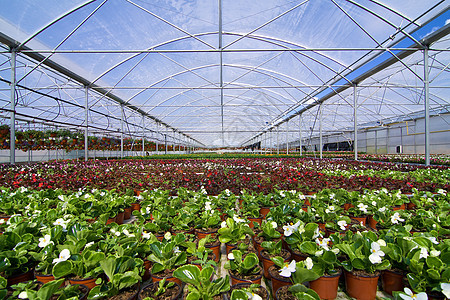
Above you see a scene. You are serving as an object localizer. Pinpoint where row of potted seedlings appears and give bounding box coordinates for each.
[0,187,448,299]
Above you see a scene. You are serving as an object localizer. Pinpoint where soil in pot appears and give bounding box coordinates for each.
[229,267,263,285]
[182,288,222,300]
[268,265,292,296]
[260,248,290,278]
[151,269,182,286]
[228,283,269,300]
[139,281,181,300]
[109,283,140,300]
[275,285,296,300]
[7,269,34,286]
[196,227,218,240]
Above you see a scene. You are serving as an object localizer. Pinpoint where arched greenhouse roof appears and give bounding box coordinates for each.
[0,0,449,148]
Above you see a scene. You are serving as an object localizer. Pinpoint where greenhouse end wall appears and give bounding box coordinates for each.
[300,113,450,155]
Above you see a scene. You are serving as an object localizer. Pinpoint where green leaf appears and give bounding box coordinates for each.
[186,291,201,300]
[288,283,309,293]
[199,265,214,283]
[426,256,443,269]
[36,278,65,300]
[242,253,259,269]
[291,264,320,284]
[52,260,73,278]
[230,290,247,300]
[299,241,318,255]
[270,256,285,268]
[151,263,164,274]
[173,265,200,286]
[0,276,7,289]
[426,269,441,281]
[351,258,365,270]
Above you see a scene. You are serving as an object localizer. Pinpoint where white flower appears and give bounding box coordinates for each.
[145,206,152,214]
[53,218,69,229]
[85,241,95,248]
[437,189,446,195]
[279,260,296,277]
[38,234,53,248]
[228,252,235,260]
[391,212,404,224]
[245,291,263,300]
[315,250,324,256]
[376,239,387,247]
[299,194,305,200]
[173,246,181,253]
[110,228,121,236]
[430,250,440,257]
[337,220,347,231]
[419,248,428,259]
[283,221,301,237]
[221,221,227,228]
[164,232,172,240]
[0,219,4,224]
[142,231,151,239]
[280,191,285,197]
[271,221,277,228]
[378,206,387,213]
[331,248,340,255]
[53,249,71,264]
[205,201,212,211]
[357,203,368,213]
[123,229,135,237]
[399,287,428,300]
[233,215,245,223]
[371,201,377,206]
[316,238,331,251]
[305,257,314,270]
[441,283,450,298]
[369,241,385,264]
[427,237,439,245]
[18,291,28,299]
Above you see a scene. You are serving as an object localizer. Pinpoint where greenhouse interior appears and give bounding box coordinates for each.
[0,1,449,300]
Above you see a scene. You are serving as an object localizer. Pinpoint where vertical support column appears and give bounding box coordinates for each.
[218,0,224,146]
[286,120,289,155]
[155,123,159,155]
[142,115,145,156]
[353,84,358,161]
[276,126,279,154]
[424,48,430,166]
[299,114,302,155]
[10,50,16,165]
[120,104,124,158]
[84,86,89,161]
[165,127,168,154]
[269,130,272,154]
[319,104,323,159]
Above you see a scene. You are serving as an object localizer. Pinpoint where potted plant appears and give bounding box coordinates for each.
[8,278,88,300]
[274,259,321,300]
[336,231,391,300]
[218,217,254,255]
[293,237,342,300]
[224,249,263,286]
[146,239,187,285]
[87,255,142,299]
[253,220,281,259]
[259,240,290,278]
[173,264,230,299]
[229,283,269,300]
[138,278,181,300]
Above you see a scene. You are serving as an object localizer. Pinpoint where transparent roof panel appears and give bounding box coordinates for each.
[0,0,448,148]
